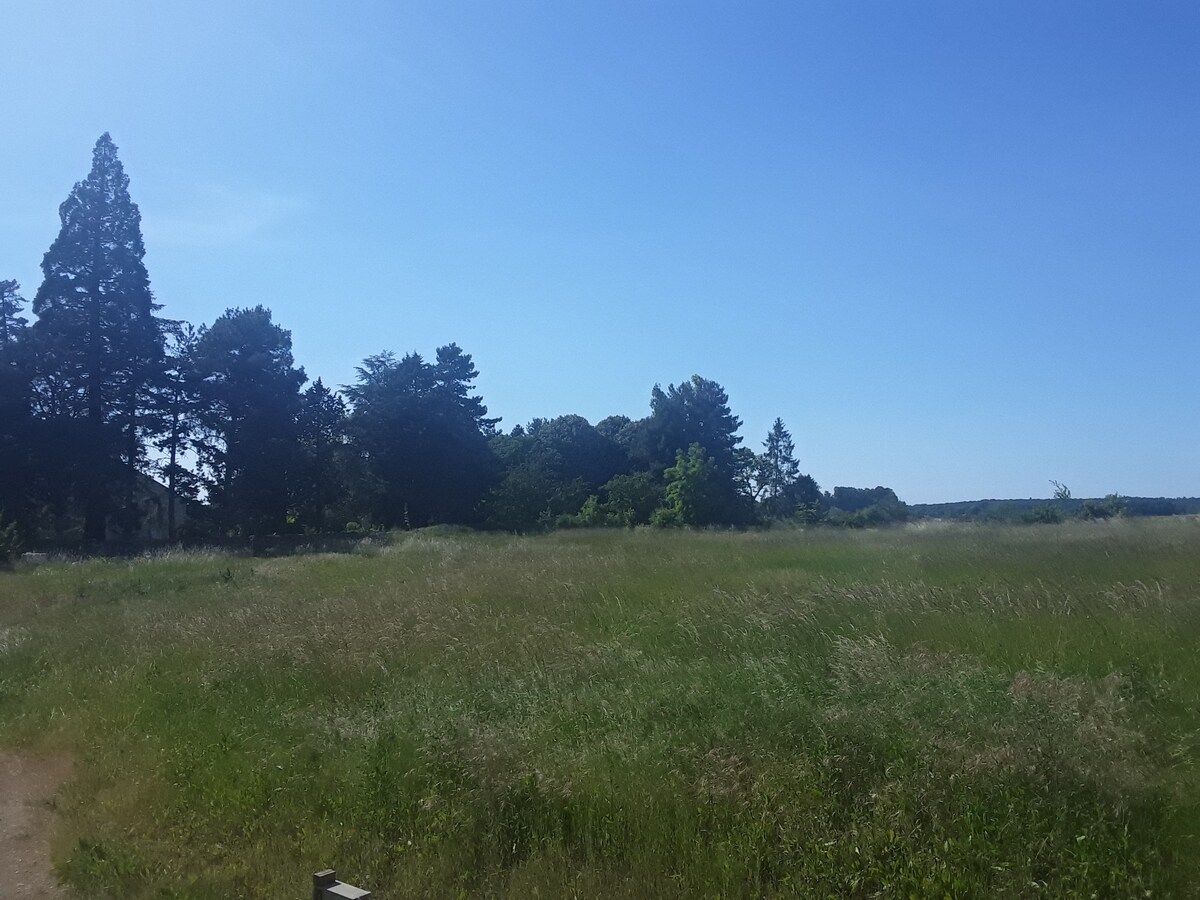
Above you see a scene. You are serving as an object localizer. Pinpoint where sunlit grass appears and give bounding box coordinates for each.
[1,518,1198,896]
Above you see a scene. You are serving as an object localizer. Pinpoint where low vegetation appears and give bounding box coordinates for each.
[1,518,1198,897]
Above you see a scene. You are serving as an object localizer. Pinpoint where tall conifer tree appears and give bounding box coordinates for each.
[0,280,27,415]
[0,280,31,527]
[0,279,26,351]
[31,134,165,539]
[761,419,800,504]
[151,322,203,541]
[191,306,306,534]
[345,344,498,527]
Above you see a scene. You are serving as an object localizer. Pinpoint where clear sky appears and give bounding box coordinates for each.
[2,1,1197,503]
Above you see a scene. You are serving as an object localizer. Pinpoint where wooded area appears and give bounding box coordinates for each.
[0,136,916,547]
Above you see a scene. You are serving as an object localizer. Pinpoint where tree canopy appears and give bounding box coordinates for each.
[1,134,911,544]
[345,345,497,527]
[192,305,307,534]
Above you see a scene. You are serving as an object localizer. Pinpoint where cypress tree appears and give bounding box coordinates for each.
[31,134,165,539]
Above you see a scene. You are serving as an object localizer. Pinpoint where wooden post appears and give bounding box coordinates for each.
[312,869,371,899]
[312,870,337,900]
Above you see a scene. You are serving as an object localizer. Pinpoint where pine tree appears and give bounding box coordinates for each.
[0,280,31,528]
[0,280,28,414]
[345,344,498,527]
[191,306,306,534]
[0,279,26,351]
[647,375,743,477]
[295,378,349,531]
[645,375,746,523]
[31,134,165,539]
[757,418,820,519]
[150,322,203,541]
[761,418,800,505]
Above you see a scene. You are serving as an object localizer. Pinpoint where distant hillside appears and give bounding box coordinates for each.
[909,497,1200,520]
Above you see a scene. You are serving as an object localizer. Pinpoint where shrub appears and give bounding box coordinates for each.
[1079,494,1127,520]
[826,500,909,528]
[1023,504,1062,524]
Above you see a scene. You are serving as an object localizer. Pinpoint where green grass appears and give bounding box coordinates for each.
[2,518,1199,897]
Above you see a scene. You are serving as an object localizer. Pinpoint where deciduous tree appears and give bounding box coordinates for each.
[653,443,724,527]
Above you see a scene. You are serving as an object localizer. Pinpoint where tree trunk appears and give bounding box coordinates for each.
[83,240,106,543]
[167,389,179,542]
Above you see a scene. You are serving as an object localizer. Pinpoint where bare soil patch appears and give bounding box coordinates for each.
[0,752,73,898]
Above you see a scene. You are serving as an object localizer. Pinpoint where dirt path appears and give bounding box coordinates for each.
[0,752,73,898]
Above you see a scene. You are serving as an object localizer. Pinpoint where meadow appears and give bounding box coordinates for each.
[1,519,1198,897]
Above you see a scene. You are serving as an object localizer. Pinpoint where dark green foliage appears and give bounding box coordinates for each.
[0,280,32,533]
[828,485,901,513]
[597,414,655,469]
[191,306,306,534]
[487,394,768,532]
[759,418,798,500]
[293,378,351,531]
[653,443,725,526]
[525,415,628,489]
[483,414,631,530]
[148,322,202,540]
[825,501,909,528]
[0,279,26,349]
[345,344,497,527]
[597,472,663,526]
[644,376,748,524]
[7,137,937,543]
[561,472,666,528]
[755,418,821,520]
[824,486,908,528]
[912,494,1185,524]
[483,464,590,531]
[594,414,631,441]
[1124,497,1196,516]
[1080,494,1127,520]
[30,134,165,539]
[1023,504,1063,524]
[646,375,742,476]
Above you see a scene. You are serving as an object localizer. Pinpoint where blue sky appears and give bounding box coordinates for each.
[2,1,1197,503]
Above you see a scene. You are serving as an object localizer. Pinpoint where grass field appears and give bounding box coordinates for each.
[1,519,1198,897]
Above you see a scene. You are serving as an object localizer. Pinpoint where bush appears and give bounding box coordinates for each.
[1079,494,1127,520]
[1022,504,1063,525]
[825,500,909,528]
[598,472,663,527]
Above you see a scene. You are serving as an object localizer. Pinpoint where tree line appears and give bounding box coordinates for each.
[0,135,906,545]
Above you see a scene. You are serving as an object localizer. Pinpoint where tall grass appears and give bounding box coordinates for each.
[1,518,1197,896]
